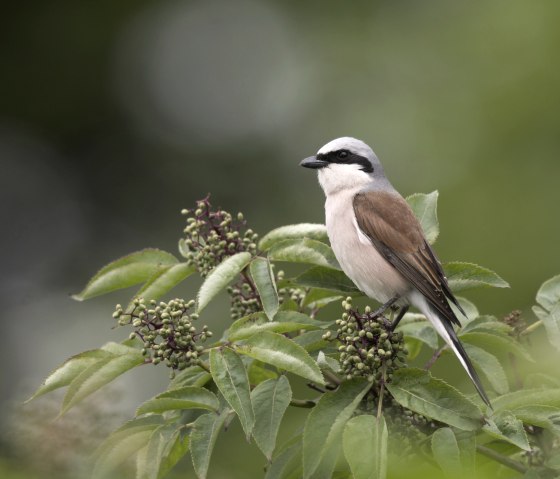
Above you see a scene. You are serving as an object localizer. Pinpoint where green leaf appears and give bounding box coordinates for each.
[228,311,323,342]
[463,343,509,395]
[343,414,388,479]
[93,416,164,479]
[209,348,254,439]
[293,330,330,352]
[248,360,278,385]
[251,376,292,460]
[386,368,483,431]
[461,315,512,335]
[236,331,324,385]
[536,274,560,311]
[293,266,360,294]
[136,387,220,416]
[268,238,340,270]
[493,388,560,411]
[196,252,253,312]
[61,342,145,415]
[510,405,560,435]
[265,435,303,479]
[431,427,461,477]
[533,304,560,351]
[250,257,279,320]
[132,263,196,304]
[406,191,439,244]
[190,410,230,479]
[73,249,178,301]
[26,349,113,402]
[303,379,371,479]
[483,411,531,451]
[169,366,212,389]
[398,317,438,350]
[460,331,533,362]
[259,223,328,251]
[302,288,344,309]
[444,262,509,292]
[136,424,189,479]
[317,351,341,374]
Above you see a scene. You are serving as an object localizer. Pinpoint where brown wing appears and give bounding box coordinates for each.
[353,191,464,327]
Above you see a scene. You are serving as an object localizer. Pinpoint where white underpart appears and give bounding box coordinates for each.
[409,291,475,384]
[322,184,409,303]
[318,163,372,196]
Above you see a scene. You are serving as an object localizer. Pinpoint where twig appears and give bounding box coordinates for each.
[520,320,542,336]
[307,383,326,394]
[323,370,341,387]
[290,398,316,408]
[377,363,387,419]
[424,346,445,370]
[476,445,528,474]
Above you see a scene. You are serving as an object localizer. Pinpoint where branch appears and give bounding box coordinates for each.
[290,398,316,408]
[424,346,445,369]
[476,445,528,474]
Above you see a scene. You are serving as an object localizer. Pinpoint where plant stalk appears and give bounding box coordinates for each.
[476,445,528,474]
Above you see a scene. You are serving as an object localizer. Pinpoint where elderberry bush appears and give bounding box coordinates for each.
[28,192,560,479]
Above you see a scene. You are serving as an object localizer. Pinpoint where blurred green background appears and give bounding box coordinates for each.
[2,0,559,477]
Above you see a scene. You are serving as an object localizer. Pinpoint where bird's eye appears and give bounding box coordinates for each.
[337,150,349,159]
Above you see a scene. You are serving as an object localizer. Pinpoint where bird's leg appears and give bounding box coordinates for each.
[370,295,400,319]
[389,305,409,331]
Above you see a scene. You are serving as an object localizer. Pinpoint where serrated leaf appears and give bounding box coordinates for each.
[399,318,438,350]
[386,368,483,431]
[61,343,144,415]
[93,416,164,479]
[169,366,212,389]
[460,331,533,362]
[136,387,220,416]
[461,315,512,334]
[302,288,344,309]
[190,410,230,479]
[259,224,328,251]
[431,427,461,477]
[268,238,340,270]
[136,424,189,479]
[293,266,360,294]
[236,331,324,385]
[26,349,113,402]
[303,379,371,478]
[343,414,388,479]
[73,249,178,301]
[510,405,560,435]
[533,304,560,351]
[293,330,330,352]
[132,263,196,305]
[317,351,341,374]
[228,311,323,342]
[463,343,509,395]
[251,376,292,460]
[536,274,560,311]
[250,257,279,320]
[406,191,439,244]
[209,348,254,439]
[196,252,252,312]
[483,411,531,451]
[444,262,509,292]
[265,435,303,479]
[493,388,560,411]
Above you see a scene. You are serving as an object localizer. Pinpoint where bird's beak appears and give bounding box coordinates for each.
[300,156,328,169]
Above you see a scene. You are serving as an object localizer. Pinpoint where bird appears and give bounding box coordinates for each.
[300,136,491,408]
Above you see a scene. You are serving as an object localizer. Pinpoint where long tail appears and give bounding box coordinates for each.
[411,292,492,408]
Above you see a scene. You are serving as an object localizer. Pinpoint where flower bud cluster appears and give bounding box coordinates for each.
[276,270,306,310]
[181,196,259,277]
[325,297,407,381]
[113,298,212,370]
[227,280,261,320]
[502,309,526,338]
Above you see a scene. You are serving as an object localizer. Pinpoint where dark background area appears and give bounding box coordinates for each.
[1,1,559,477]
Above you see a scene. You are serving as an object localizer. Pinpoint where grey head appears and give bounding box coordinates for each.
[300,137,393,195]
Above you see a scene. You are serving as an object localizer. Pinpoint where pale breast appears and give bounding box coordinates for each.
[324,191,409,303]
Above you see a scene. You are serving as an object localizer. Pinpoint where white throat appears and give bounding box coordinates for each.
[317,164,374,196]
